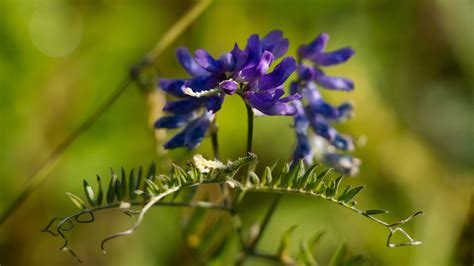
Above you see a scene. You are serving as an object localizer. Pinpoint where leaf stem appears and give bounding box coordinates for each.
[245,186,423,247]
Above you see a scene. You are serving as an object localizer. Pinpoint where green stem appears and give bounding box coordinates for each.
[242,102,283,259]
[245,103,254,154]
[232,102,257,265]
[211,118,220,160]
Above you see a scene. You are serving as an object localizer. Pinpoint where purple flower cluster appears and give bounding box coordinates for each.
[155,30,300,149]
[155,30,360,175]
[291,33,360,175]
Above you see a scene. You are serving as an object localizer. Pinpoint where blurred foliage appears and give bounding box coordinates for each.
[0,0,472,265]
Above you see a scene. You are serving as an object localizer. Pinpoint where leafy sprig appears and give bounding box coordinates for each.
[43,154,422,264]
[243,160,424,248]
[43,154,256,262]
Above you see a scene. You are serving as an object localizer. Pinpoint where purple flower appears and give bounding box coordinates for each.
[292,101,313,164]
[291,33,360,175]
[323,153,361,176]
[156,30,300,149]
[298,32,355,91]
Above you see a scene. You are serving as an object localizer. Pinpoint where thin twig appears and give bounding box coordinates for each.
[0,77,131,225]
[146,0,213,62]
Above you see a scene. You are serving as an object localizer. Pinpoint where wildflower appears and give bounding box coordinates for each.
[291,33,360,175]
[156,30,300,149]
[297,33,355,91]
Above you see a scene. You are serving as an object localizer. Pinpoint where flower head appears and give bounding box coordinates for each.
[156,30,300,149]
[291,33,360,175]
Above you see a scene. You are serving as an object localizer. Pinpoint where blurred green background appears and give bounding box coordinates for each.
[0,0,472,265]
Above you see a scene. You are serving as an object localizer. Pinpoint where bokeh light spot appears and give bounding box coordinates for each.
[29,3,83,57]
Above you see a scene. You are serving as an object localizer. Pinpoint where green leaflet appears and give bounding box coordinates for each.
[96,175,103,206]
[299,238,317,266]
[65,154,257,210]
[66,192,87,210]
[47,154,421,264]
[277,225,297,263]
[329,242,348,266]
[83,180,96,207]
[338,186,364,203]
[300,163,319,190]
[129,169,137,200]
[106,169,117,204]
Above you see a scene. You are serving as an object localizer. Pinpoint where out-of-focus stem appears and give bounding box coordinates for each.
[0,0,214,226]
[248,193,282,251]
[0,77,131,226]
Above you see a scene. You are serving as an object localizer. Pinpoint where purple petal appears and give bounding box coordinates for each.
[304,88,340,119]
[297,63,316,81]
[206,94,225,113]
[314,68,354,91]
[163,131,186,149]
[239,51,274,83]
[256,51,274,76]
[337,102,354,119]
[314,101,339,119]
[219,80,238,95]
[231,43,248,71]
[293,131,313,164]
[301,83,322,102]
[219,52,234,72]
[331,134,354,151]
[163,98,202,114]
[257,57,296,90]
[184,75,220,92]
[261,30,289,58]
[279,93,302,103]
[258,102,297,116]
[245,34,262,66]
[290,81,299,94]
[159,78,186,97]
[154,114,191,129]
[261,30,283,46]
[312,47,355,66]
[245,91,296,116]
[194,49,222,73]
[176,47,210,77]
[323,153,361,176]
[298,32,329,59]
[292,101,312,164]
[184,112,213,148]
[306,112,337,141]
[244,91,272,110]
[293,100,308,132]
